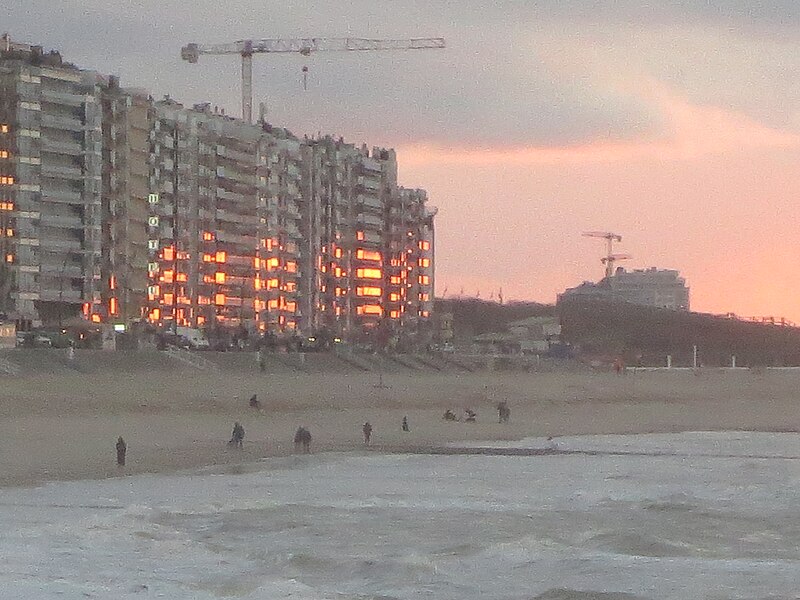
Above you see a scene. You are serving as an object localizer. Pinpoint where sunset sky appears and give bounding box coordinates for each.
[8,1,800,320]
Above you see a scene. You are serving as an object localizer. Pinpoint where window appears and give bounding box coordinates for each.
[418,258,430,268]
[215,251,226,263]
[390,310,400,319]
[0,150,9,159]
[419,293,430,301]
[389,293,400,302]
[356,268,382,279]
[356,230,365,241]
[356,304,383,316]
[356,248,381,262]
[5,253,13,263]
[267,278,279,289]
[418,240,430,251]
[0,124,8,133]
[418,275,430,285]
[109,297,118,315]
[163,247,174,261]
[162,270,174,283]
[215,293,226,306]
[286,261,297,273]
[215,272,226,284]
[0,202,13,211]
[334,248,343,258]
[202,231,214,241]
[357,286,382,297]
[0,176,14,185]
[390,275,401,284]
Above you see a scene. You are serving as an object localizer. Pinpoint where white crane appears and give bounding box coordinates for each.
[181,37,446,123]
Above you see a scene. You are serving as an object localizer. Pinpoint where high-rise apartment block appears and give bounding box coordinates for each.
[0,37,104,326]
[0,37,436,341]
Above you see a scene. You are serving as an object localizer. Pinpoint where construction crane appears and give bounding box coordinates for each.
[181,37,446,123]
[583,231,631,279]
[601,253,633,277]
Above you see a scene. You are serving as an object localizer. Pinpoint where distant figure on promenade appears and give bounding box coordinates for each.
[257,348,266,373]
[116,436,127,467]
[613,358,625,376]
[402,416,410,432]
[363,422,373,445]
[464,408,477,423]
[294,427,312,453]
[248,394,261,410]
[229,422,245,449]
[443,409,458,421]
[497,401,510,424]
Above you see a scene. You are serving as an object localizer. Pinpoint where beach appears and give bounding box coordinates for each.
[1,366,799,487]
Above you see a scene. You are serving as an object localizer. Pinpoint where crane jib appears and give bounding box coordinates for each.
[181,36,446,122]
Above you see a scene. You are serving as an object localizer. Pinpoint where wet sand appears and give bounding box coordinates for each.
[1,368,798,487]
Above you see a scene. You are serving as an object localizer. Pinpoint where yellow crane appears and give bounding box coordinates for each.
[181,37,446,123]
[582,231,631,279]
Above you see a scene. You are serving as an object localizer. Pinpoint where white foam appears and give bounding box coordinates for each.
[2,432,800,599]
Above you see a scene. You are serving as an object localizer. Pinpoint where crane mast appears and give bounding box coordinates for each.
[181,37,446,123]
[583,231,631,279]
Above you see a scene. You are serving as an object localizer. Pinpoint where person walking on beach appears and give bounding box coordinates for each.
[230,422,245,449]
[116,436,127,467]
[294,427,312,453]
[363,422,373,445]
[402,416,410,432]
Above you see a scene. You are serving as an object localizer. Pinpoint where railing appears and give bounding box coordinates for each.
[0,357,21,376]
[165,347,219,372]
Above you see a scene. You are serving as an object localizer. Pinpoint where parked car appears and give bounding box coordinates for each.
[16,332,52,348]
[175,327,210,350]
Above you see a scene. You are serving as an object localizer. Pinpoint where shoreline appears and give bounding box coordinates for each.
[2,369,799,488]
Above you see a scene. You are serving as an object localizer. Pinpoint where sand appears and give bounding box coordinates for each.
[1,367,799,487]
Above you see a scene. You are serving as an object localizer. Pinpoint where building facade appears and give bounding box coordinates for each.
[561,267,690,311]
[0,38,436,340]
[0,37,104,327]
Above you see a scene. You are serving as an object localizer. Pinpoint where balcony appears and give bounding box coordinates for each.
[41,88,87,108]
[41,163,84,181]
[40,113,84,132]
[41,138,83,156]
[39,214,83,229]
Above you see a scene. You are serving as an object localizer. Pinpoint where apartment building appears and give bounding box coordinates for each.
[100,81,150,325]
[143,101,305,334]
[1,37,436,341]
[0,37,103,327]
[561,267,690,311]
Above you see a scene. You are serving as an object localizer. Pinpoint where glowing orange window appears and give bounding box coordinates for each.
[356,268,381,280]
[356,286,382,297]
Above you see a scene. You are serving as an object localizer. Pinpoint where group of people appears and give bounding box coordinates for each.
[115,398,510,467]
[441,403,511,424]
[442,408,477,422]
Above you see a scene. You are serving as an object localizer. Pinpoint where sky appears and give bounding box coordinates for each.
[7,0,800,321]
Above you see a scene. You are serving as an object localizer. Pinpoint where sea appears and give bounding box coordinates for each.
[2,431,800,599]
